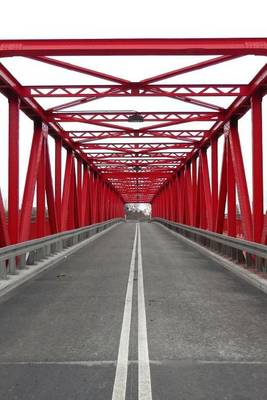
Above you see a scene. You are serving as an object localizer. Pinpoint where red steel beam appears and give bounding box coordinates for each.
[226,135,236,237]
[69,130,207,143]
[45,140,59,234]
[28,56,129,84]
[228,120,253,241]
[51,110,220,122]
[251,94,264,243]
[24,84,247,97]
[211,137,218,230]
[36,133,46,238]
[0,39,267,56]
[55,137,62,229]
[141,55,240,84]
[8,95,20,244]
[19,122,44,242]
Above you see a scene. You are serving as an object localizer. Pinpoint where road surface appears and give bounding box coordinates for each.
[0,221,267,399]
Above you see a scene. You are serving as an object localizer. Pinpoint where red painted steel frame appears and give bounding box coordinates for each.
[8,95,20,244]
[0,39,267,56]
[0,38,266,254]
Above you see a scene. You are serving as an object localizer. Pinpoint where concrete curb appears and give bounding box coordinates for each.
[155,222,267,296]
[0,222,122,299]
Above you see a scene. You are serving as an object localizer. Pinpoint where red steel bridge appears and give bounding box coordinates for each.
[0,38,266,245]
[1,39,267,400]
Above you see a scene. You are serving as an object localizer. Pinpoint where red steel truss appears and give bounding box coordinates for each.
[0,38,267,247]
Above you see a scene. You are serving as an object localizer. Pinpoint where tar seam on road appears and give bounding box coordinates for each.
[112,224,138,400]
[137,223,153,400]
[112,223,153,400]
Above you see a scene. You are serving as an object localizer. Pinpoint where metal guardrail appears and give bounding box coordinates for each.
[153,218,267,273]
[0,218,123,280]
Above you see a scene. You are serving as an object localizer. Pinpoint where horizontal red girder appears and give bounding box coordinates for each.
[24,84,246,97]
[0,38,267,56]
[68,130,207,142]
[51,110,220,121]
[79,143,193,151]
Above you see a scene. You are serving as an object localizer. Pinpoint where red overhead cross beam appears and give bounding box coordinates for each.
[0,38,267,55]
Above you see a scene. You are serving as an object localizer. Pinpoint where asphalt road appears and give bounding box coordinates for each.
[0,221,267,399]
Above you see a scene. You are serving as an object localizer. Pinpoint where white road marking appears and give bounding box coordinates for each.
[137,223,153,400]
[112,224,138,400]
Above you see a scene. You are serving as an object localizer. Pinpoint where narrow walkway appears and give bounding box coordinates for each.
[0,222,267,399]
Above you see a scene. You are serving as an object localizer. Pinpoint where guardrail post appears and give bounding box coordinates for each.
[8,256,17,274]
[0,260,7,279]
[18,254,27,269]
[56,240,63,253]
[27,250,36,265]
[44,245,50,258]
[245,253,254,268]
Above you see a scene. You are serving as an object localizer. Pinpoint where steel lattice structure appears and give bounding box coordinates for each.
[0,38,267,246]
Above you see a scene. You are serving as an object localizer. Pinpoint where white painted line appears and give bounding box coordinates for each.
[137,223,153,400]
[112,224,138,400]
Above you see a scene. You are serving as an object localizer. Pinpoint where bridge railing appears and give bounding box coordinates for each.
[153,218,267,273]
[0,218,123,280]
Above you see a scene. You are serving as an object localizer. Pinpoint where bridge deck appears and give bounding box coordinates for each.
[0,222,267,399]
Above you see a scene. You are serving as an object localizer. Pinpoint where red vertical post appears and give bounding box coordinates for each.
[88,171,94,223]
[73,161,79,229]
[226,136,236,237]
[45,140,58,233]
[61,150,73,231]
[195,157,205,229]
[172,176,178,222]
[211,137,218,230]
[251,94,263,242]
[178,170,185,223]
[165,185,169,219]
[102,183,107,221]
[37,133,46,238]
[77,158,82,226]
[81,165,89,226]
[92,173,98,224]
[185,163,193,225]
[191,157,197,225]
[215,139,227,233]
[8,95,20,244]
[101,182,105,222]
[228,119,253,241]
[55,137,62,230]
[20,121,44,242]
[171,180,174,221]
[200,149,213,230]
[105,184,109,220]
